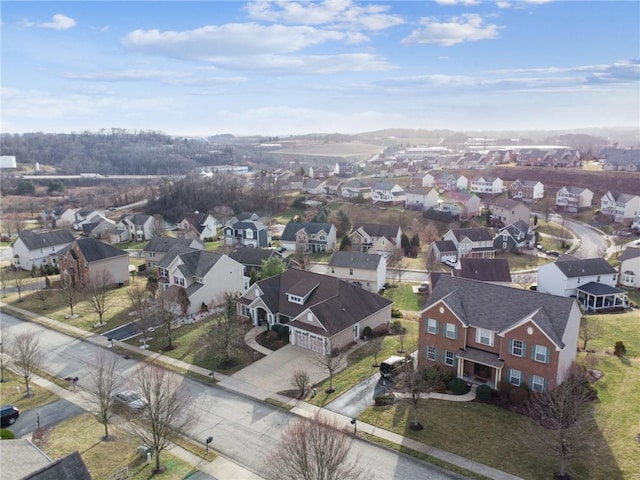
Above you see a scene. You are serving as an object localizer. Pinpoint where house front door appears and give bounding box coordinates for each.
[473,363,491,381]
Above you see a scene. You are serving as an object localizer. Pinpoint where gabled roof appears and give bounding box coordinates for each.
[552,257,616,277]
[440,191,475,202]
[328,251,384,270]
[251,269,391,337]
[126,214,152,226]
[144,236,198,253]
[619,246,640,262]
[25,451,92,480]
[603,191,639,203]
[433,240,457,253]
[229,248,282,267]
[232,220,266,231]
[74,237,127,263]
[492,198,526,210]
[560,186,591,195]
[405,186,437,195]
[352,223,400,239]
[157,246,225,277]
[424,276,573,348]
[448,227,493,242]
[455,258,512,283]
[281,222,334,241]
[15,229,75,250]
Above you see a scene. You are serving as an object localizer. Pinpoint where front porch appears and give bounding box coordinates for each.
[456,347,504,390]
[577,282,629,312]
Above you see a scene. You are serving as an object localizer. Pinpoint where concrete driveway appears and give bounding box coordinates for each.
[229,344,345,394]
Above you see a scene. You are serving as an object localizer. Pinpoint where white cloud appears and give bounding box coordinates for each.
[18,14,77,30]
[59,69,248,86]
[495,2,511,8]
[402,14,501,46]
[435,0,480,5]
[245,0,404,31]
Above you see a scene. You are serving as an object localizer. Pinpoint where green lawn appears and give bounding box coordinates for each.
[114,240,149,250]
[383,283,424,312]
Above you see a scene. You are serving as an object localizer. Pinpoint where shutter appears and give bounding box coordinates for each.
[531,345,536,360]
[436,321,439,336]
[546,347,551,364]
[454,324,458,340]
[508,339,513,355]
[522,341,527,358]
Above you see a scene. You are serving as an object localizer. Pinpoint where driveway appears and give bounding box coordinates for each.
[228,344,343,394]
[7,399,85,438]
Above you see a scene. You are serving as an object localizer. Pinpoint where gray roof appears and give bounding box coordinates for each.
[449,228,493,242]
[0,439,52,480]
[74,237,127,263]
[229,248,282,267]
[553,257,617,277]
[433,240,457,253]
[144,236,197,253]
[15,229,75,250]
[281,222,334,242]
[619,246,640,262]
[424,276,574,348]
[157,246,225,278]
[252,269,391,337]
[328,251,383,270]
[455,258,512,283]
[352,223,400,239]
[25,451,92,480]
[492,198,526,210]
[577,282,625,296]
[127,214,151,226]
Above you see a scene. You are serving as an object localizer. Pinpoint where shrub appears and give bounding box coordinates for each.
[498,380,514,399]
[278,325,289,340]
[509,386,529,406]
[270,324,281,334]
[614,341,627,357]
[374,393,395,406]
[447,378,467,395]
[390,320,406,334]
[372,323,389,337]
[391,308,403,319]
[476,384,493,401]
[0,429,15,439]
[362,326,373,339]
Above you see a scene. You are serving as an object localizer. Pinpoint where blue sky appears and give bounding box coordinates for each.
[1,1,639,136]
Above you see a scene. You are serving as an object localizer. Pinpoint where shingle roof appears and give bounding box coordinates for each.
[75,238,127,263]
[553,258,616,277]
[433,240,457,253]
[229,248,281,267]
[328,251,383,270]
[15,229,75,250]
[619,246,640,262]
[456,258,512,282]
[577,281,626,296]
[253,269,392,337]
[281,223,334,242]
[492,198,524,210]
[144,236,196,253]
[25,451,92,480]
[158,246,224,277]
[424,276,573,348]
[449,228,493,242]
[352,223,400,239]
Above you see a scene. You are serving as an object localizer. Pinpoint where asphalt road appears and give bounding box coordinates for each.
[7,399,85,438]
[2,313,467,480]
[548,214,608,259]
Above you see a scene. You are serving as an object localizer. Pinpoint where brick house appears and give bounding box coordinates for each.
[58,237,129,287]
[418,276,581,392]
[509,179,544,202]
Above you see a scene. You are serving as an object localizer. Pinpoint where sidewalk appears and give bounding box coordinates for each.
[2,302,523,480]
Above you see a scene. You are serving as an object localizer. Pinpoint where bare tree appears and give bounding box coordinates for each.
[149,214,166,238]
[59,275,80,318]
[156,289,182,351]
[11,270,26,302]
[316,344,345,394]
[579,316,601,351]
[362,336,384,367]
[269,413,365,480]
[131,362,195,473]
[559,216,569,249]
[0,326,10,383]
[396,364,448,431]
[528,363,595,479]
[127,284,155,349]
[87,351,122,441]
[12,330,43,396]
[208,293,244,367]
[0,268,9,297]
[34,278,51,310]
[291,368,310,399]
[83,270,114,326]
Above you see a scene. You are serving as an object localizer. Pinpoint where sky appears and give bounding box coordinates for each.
[1,0,639,137]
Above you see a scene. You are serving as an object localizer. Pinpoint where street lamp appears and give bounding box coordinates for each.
[205,436,213,455]
[350,418,357,436]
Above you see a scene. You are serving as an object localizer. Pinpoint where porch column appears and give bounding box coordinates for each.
[456,357,464,379]
[495,368,502,389]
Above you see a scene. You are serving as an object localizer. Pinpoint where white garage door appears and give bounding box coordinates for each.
[295,331,324,353]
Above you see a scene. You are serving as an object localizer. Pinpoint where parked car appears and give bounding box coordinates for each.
[443,259,456,267]
[1,405,20,427]
[417,281,429,293]
[113,390,147,412]
[545,250,561,257]
[380,355,412,380]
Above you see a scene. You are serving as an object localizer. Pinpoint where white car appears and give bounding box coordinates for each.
[113,390,147,412]
[443,259,456,267]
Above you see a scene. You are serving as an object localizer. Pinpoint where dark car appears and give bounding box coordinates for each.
[380,355,412,380]
[1,405,20,427]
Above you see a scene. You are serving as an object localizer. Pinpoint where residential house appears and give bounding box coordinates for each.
[58,237,129,287]
[443,228,495,259]
[72,209,105,231]
[428,240,458,264]
[236,269,392,352]
[228,248,298,277]
[470,176,504,194]
[619,246,640,288]
[537,256,628,311]
[633,216,640,231]
[177,212,219,241]
[335,161,355,177]
[494,220,534,252]
[308,165,331,179]
[405,186,440,211]
[286,175,304,191]
[142,236,203,270]
[372,182,406,205]
[80,215,121,241]
[0,440,92,480]
[117,214,155,241]
[280,222,337,253]
[418,275,581,391]
[341,179,373,200]
[302,178,327,195]
[491,199,531,226]
[42,207,77,229]
[509,179,544,202]
[422,172,467,191]
[434,192,481,218]
[327,251,386,293]
[555,186,593,212]
[223,219,269,248]
[323,178,343,196]
[600,191,640,223]
[599,148,640,172]
[454,258,512,284]
[349,224,402,258]
[157,247,245,315]
[11,229,75,271]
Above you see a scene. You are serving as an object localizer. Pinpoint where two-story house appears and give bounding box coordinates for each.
[470,176,504,194]
[490,199,531,226]
[42,207,78,229]
[335,161,355,177]
[11,229,76,271]
[142,236,203,270]
[58,237,129,287]
[117,214,156,241]
[177,212,219,241]
[419,276,581,392]
[422,172,468,191]
[600,191,640,223]
[156,246,245,315]
[537,256,628,311]
[494,220,534,252]
[443,228,495,259]
[509,179,544,202]
[280,222,337,253]
[618,246,640,288]
[223,219,269,248]
[327,251,386,293]
[341,179,373,200]
[434,192,481,218]
[308,165,331,179]
[349,224,402,258]
[371,182,406,205]
[228,248,299,278]
[302,178,327,195]
[404,186,440,211]
[236,269,392,352]
[555,186,593,212]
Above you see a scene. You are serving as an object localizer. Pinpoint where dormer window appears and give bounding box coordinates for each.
[287,294,304,305]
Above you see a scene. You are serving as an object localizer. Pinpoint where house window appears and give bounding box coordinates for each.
[426,345,437,361]
[159,268,168,278]
[150,252,155,258]
[511,339,524,357]
[531,375,546,393]
[534,345,548,363]
[240,305,249,317]
[349,268,353,275]
[287,294,303,305]
[444,351,455,367]
[426,318,437,335]
[445,323,457,340]
[246,229,253,239]
[476,328,494,346]
[174,276,185,287]
[509,369,522,386]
